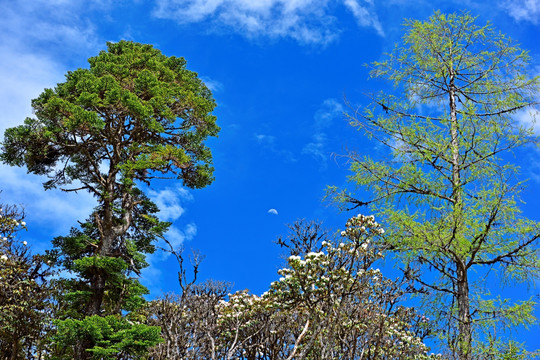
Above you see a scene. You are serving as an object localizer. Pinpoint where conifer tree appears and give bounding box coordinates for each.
[1,41,219,358]
[330,12,539,359]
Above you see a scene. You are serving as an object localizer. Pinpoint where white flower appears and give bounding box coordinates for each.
[21,221,26,226]
[2,237,7,241]
[340,230,346,236]
[23,241,27,246]
[0,255,7,261]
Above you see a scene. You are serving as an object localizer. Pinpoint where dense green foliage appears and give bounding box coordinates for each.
[329,11,540,359]
[1,40,219,358]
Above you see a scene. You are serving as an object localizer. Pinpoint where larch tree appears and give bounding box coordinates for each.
[329,12,540,359]
[1,41,219,359]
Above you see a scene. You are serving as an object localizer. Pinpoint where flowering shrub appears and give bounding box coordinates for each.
[0,203,54,359]
[148,215,437,359]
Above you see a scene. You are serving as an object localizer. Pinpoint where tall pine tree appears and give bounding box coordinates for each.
[1,41,219,359]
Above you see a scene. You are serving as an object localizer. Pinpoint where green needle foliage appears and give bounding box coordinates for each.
[1,41,219,359]
[329,12,540,359]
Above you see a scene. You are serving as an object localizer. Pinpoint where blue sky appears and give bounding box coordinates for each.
[1,0,539,350]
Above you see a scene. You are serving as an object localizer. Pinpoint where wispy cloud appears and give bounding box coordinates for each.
[302,98,344,168]
[147,186,197,253]
[255,134,277,144]
[0,49,64,136]
[514,66,540,134]
[0,2,108,242]
[200,76,225,93]
[142,223,197,294]
[0,1,101,57]
[147,186,194,222]
[501,0,540,24]
[343,0,383,36]
[515,107,540,134]
[152,0,384,45]
[0,2,98,231]
[141,187,198,293]
[254,133,297,162]
[0,166,97,236]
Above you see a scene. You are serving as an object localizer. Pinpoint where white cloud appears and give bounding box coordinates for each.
[0,1,104,237]
[255,133,277,144]
[516,107,540,134]
[156,222,198,254]
[502,0,540,24]
[302,98,344,167]
[141,222,198,294]
[140,187,198,294]
[314,98,344,130]
[343,0,383,36]
[201,76,225,93]
[302,135,328,163]
[0,1,101,57]
[0,165,97,235]
[144,186,197,278]
[514,66,540,135]
[147,186,194,222]
[0,48,64,135]
[152,0,384,44]
[254,133,297,162]
[0,4,99,232]
[268,208,279,215]
[0,50,94,240]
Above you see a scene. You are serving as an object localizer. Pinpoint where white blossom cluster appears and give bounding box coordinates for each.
[217,290,264,324]
[152,214,434,359]
[0,207,29,263]
[341,214,384,237]
[268,215,392,304]
[256,214,433,357]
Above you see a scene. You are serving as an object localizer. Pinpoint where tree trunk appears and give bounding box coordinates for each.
[456,263,472,360]
[448,72,461,204]
[449,70,472,359]
[87,271,106,316]
[76,340,93,360]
